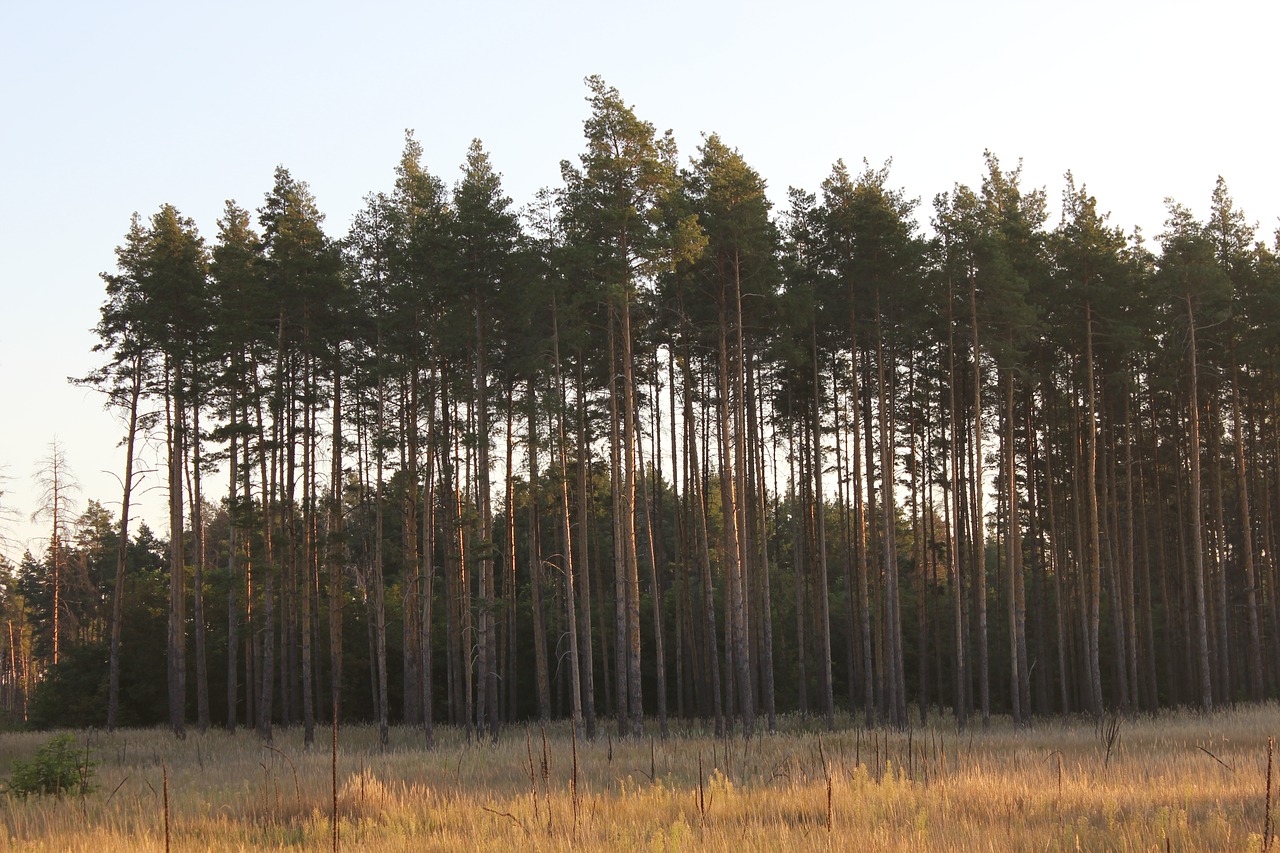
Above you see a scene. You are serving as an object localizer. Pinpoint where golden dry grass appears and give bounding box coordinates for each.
[1,703,1277,851]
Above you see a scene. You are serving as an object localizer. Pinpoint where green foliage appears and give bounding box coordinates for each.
[27,565,168,729]
[6,734,96,797]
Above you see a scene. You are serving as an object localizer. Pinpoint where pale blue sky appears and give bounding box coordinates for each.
[2,0,1276,556]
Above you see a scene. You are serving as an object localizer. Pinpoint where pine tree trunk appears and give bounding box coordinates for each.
[420,375,438,741]
[258,570,274,742]
[1004,370,1027,724]
[1122,395,1141,711]
[1209,397,1231,703]
[620,295,645,737]
[718,299,752,736]
[576,360,598,738]
[1084,304,1105,716]
[528,382,552,723]
[947,280,968,727]
[1134,411,1159,710]
[475,307,498,739]
[373,336,390,747]
[682,352,723,735]
[1232,367,1265,698]
[191,393,210,734]
[1185,296,1213,710]
[108,354,143,732]
[608,314,629,735]
[299,361,314,746]
[877,304,906,727]
[553,304,584,735]
[810,330,835,731]
[847,320,875,728]
[730,256,755,735]
[637,387,669,737]
[328,355,344,725]
[745,351,777,731]
[167,357,187,739]
[970,275,989,729]
[671,353,690,722]
[402,376,422,728]
[457,396,474,741]
[226,391,240,734]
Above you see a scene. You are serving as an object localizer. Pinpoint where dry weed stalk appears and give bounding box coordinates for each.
[481,805,528,835]
[696,751,707,824]
[1100,711,1121,768]
[1196,744,1234,773]
[1266,736,1274,853]
[540,723,551,833]
[819,738,832,834]
[525,726,538,825]
[261,743,301,809]
[162,762,170,853]
[571,723,580,834]
[331,708,338,853]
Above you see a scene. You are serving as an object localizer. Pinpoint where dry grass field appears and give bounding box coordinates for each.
[1,704,1277,851]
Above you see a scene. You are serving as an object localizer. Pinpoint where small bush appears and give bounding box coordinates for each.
[7,734,96,797]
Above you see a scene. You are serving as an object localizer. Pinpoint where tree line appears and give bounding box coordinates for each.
[5,75,1280,740]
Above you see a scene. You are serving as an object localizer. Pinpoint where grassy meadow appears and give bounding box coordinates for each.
[1,704,1277,851]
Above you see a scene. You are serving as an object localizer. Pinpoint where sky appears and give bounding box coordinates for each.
[1,0,1277,559]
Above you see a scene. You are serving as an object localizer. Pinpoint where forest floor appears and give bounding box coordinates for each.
[0,703,1276,851]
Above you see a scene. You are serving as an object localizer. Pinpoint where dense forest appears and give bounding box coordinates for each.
[4,76,1280,742]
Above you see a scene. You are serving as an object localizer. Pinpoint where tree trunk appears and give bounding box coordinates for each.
[503,391,517,723]
[947,277,968,727]
[576,359,598,738]
[637,381,669,737]
[528,381,552,722]
[1209,396,1231,703]
[257,570,274,741]
[1185,295,1213,710]
[620,295,644,737]
[1232,366,1265,699]
[402,375,421,728]
[166,357,187,739]
[718,295,753,736]
[328,354,344,726]
[608,313,629,735]
[373,335,390,747]
[969,273,989,729]
[298,360,314,746]
[552,302,584,735]
[682,350,723,735]
[810,329,835,730]
[1004,368,1027,724]
[478,320,500,738]
[745,350,777,731]
[108,354,143,732]
[1083,303,1104,717]
[190,390,210,734]
[876,300,906,727]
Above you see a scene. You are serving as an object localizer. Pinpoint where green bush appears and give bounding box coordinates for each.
[6,734,96,797]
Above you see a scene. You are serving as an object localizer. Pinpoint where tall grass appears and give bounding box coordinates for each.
[0,703,1276,851]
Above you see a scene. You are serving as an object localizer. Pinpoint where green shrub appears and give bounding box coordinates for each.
[6,734,96,797]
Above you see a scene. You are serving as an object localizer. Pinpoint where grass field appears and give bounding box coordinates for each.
[0,704,1276,851]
